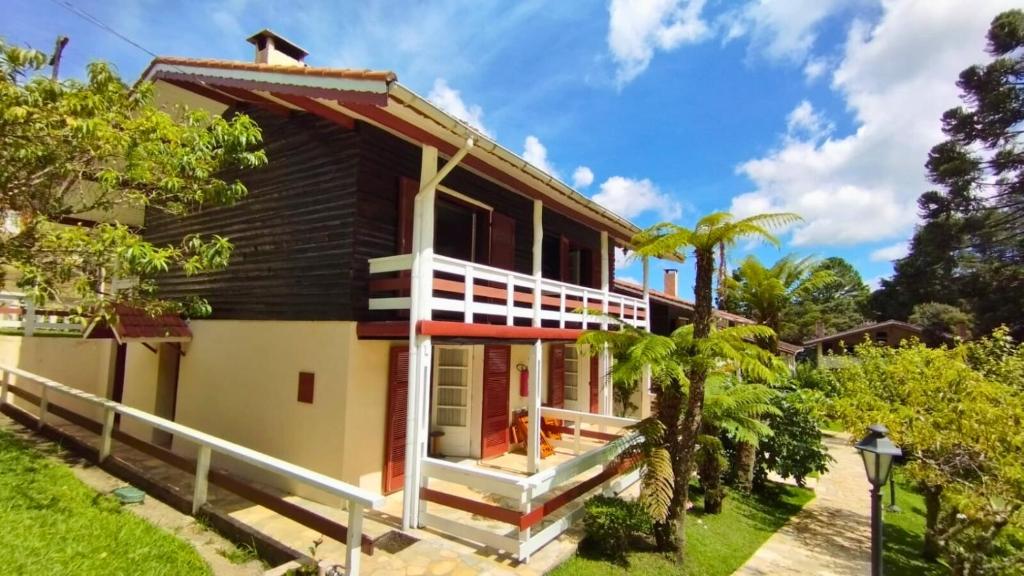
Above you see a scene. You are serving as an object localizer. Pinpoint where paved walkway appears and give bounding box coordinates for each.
[735,433,871,576]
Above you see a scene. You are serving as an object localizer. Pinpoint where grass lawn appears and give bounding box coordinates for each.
[550,482,814,576]
[884,472,946,576]
[0,429,212,575]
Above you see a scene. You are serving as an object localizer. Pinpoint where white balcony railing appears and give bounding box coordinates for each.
[417,407,641,562]
[368,254,648,330]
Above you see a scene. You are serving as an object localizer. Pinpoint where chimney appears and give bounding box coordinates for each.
[664,269,678,298]
[247,29,309,66]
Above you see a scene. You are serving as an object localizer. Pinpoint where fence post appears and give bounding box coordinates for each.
[505,273,514,326]
[463,264,474,324]
[0,370,8,406]
[38,385,48,430]
[100,406,115,461]
[23,298,35,337]
[520,486,533,562]
[574,417,582,455]
[192,445,211,514]
[345,503,364,576]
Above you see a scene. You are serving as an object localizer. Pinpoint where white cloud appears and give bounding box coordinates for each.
[427,78,491,137]
[803,56,828,82]
[522,135,558,178]
[870,241,909,262]
[607,0,710,85]
[593,176,682,220]
[731,0,1019,247]
[720,0,850,63]
[615,246,631,269]
[785,100,832,141]
[573,166,595,189]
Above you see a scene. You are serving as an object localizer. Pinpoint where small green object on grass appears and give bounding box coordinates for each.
[112,486,146,505]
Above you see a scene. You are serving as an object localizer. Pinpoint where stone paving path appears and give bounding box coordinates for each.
[734,433,871,576]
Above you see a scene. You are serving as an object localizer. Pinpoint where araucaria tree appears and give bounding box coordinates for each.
[872,10,1024,337]
[0,40,266,321]
[583,211,796,555]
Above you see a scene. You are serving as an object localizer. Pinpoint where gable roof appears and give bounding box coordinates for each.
[802,320,922,347]
[140,55,640,245]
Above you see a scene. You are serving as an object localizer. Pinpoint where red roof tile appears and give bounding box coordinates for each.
[145,57,396,83]
[112,305,192,342]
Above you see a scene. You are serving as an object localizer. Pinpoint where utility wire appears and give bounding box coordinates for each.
[47,0,160,59]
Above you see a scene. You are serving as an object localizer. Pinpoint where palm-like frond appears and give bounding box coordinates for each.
[622,417,674,522]
[703,376,780,444]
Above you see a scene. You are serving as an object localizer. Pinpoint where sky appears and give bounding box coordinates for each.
[4,0,1019,299]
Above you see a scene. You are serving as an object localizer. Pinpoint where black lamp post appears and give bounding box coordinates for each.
[855,424,903,576]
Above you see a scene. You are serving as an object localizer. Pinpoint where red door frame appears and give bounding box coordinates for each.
[383,346,409,494]
[481,345,511,459]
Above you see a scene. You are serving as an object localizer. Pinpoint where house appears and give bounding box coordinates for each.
[803,319,923,366]
[102,29,656,559]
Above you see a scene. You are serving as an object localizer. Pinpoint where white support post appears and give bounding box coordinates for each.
[415,339,432,527]
[0,370,8,406]
[573,417,582,454]
[404,144,439,530]
[100,406,115,461]
[520,487,534,560]
[463,265,474,323]
[600,232,609,330]
[527,339,542,474]
[532,200,543,328]
[599,345,612,417]
[582,293,589,329]
[23,298,35,337]
[38,385,48,429]
[192,445,211,514]
[506,273,514,326]
[346,504,365,576]
[640,256,653,417]
[558,286,566,329]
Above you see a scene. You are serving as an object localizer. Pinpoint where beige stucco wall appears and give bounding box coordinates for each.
[169,320,354,502]
[340,336,393,493]
[0,335,115,424]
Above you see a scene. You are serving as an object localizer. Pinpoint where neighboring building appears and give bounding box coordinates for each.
[803,320,924,366]
[102,29,658,558]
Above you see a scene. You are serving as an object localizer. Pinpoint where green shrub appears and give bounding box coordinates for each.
[754,389,832,490]
[581,495,652,561]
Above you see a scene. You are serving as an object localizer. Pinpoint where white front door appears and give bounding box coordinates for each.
[432,346,474,457]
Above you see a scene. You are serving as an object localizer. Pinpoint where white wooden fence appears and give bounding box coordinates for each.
[0,365,384,576]
[0,293,81,335]
[418,407,642,561]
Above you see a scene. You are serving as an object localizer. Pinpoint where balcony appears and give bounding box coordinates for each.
[367,253,648,331]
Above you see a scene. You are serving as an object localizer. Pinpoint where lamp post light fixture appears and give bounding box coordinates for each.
[856,424,903,576]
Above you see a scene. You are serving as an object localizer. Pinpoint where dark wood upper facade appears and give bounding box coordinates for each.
[146,106,616,321]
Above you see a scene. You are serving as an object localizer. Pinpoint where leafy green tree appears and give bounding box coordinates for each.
[0,39,266,322]
[871,10,1024,338]
[583,211,796,554]
[909,302,974,345]
[783,257,869,342]
[751,388,832,490]
[722,254,835,492]
[830,336,1024,569]
[725,254,837,351]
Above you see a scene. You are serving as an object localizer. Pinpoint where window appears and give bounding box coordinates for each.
[435,348,470,427]
[564,346,579,402]
[434,194,490,263]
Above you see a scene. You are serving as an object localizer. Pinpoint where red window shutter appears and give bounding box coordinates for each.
[490,212,516,271]
[548,344,565,408]
[481,345,511,459]
[383,346,409,494]
[397,177,418,254]
[589,355,599,413]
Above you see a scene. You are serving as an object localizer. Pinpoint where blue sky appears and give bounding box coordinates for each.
[4,0,1017,299]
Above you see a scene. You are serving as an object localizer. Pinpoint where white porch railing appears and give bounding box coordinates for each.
[418,407,642,561]
[368,254,648,330]
[0,365,385,576]
[0,293,81,335]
